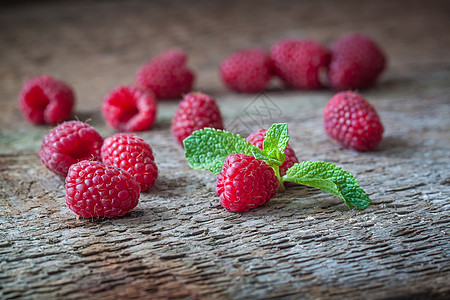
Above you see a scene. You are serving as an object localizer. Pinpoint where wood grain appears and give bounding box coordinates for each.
[1,0,449,299]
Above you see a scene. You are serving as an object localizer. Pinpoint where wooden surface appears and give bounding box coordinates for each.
[1,0,449,299]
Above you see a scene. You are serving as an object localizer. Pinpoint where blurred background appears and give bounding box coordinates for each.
[1,0,449,130]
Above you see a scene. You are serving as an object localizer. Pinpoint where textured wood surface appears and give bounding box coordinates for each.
[1,0,449,299]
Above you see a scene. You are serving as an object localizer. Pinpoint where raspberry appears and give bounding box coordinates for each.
[219,48,272,93]
[246,128,299,176]
[171,92,224,146]
[216,154,279,212]
[18,75,75,125]
[65,160,140,218]
[102,85,157,132]
[328,34,386,90]
[270,39,330,89]
[40,121,104,177]
[323,91,384,151]
[101,133,158,192]
[135,49,195,100]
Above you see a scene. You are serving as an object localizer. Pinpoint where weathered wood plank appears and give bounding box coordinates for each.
[1,0,450,299]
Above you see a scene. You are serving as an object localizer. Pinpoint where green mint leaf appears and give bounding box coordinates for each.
[251,149,283,167]
[262,123,289,166]
[183,128,262,175]
[282,161,371,209]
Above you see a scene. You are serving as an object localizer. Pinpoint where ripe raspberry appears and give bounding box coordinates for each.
[135,49,195,100]
[328,34,386,90]
[40,121,104,177]
[216,154,279,212]
[171,92,224,146]
[102,85,157,132]
[246,128,299,176]
[101,133,158,192]
[323,91,384,151]
[65,160,140,218]
[270,39,330,89]
[219,48,272,93]
[18,75,75,125]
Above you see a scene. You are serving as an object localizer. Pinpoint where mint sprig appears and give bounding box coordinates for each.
[183,123,372,210]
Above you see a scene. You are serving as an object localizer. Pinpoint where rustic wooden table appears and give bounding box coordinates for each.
[1,0,449,299]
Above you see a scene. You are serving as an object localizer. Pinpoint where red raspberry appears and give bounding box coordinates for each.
[135,49,195,100]
[328,34,386,90]
[270,39,330,89]
[101,133,158,192]
[65,160,140,218]
[323,91,384,151]
[18,75,75,125]
[171,92,224,146]
[246,128,299,176]
[40,121,104,177]
[216,154,279,212]
[219,48,272,93]
[102,85,157,132]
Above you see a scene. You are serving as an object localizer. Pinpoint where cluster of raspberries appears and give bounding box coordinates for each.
[19,32,386,217]
[18,33,385,130]
[220,33,386,93]
[40,121,158,218]
[36,90,227,218]
[18,49,195,131]
[38,89,382,217]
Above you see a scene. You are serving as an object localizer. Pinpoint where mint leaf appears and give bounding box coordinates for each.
[183,128,262,175]
[262,123,289,166]
[251,148,282,167]
[282,161,371,209]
